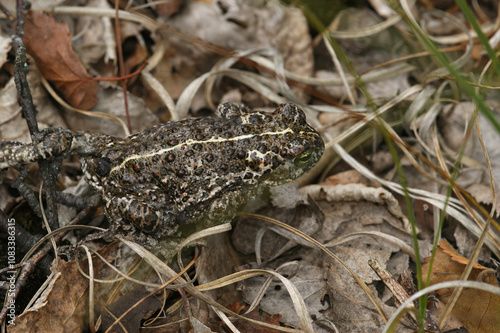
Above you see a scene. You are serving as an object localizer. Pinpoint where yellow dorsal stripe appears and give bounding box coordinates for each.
[110,128,296,174]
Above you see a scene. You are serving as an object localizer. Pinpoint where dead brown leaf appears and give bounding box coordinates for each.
[24,11,98,110]
[8,259,90,333]
[423,239,500,333]
[8,243,119,333]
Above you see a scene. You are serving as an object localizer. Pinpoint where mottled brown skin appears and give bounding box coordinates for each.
[0,103,324,248]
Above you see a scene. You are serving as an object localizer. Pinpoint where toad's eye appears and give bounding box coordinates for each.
[96,157,112,177]
[293,150,312,166]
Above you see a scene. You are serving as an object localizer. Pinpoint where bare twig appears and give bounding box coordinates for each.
[11,0,60,231]
[12,0,40,135]
[10,167,43,218]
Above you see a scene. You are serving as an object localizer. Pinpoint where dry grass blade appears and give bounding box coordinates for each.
[322,32,356,104]
[383,280,500,333]
[326,84,423,145]
[332,143,500,259]
[4,1,499,331]
[79,246,95,332]
[430,117,496,329]
[52,6,158,31]
[19,225,106,263]
[121,238,312,332]
[192,268,312,332]
[324,231,417,261]
[102,244,196,333]
[212,307,241,333]
[328,7,401,38]
[436,222,492,330]
[403,85,436,126]
[289,61,416,86]
[22,269,57,315]
[421,10,473,77]
[140,70,177,121]
[204,48,279,109]
[475,55,498,217]
[175,223,232,274]
[238,212,389,322]
[41,77,130,136]
[38,182,58,261]
[244,262,300,315]
[415,7,500,315]
[75,249,159,287]
[176,68,289,118]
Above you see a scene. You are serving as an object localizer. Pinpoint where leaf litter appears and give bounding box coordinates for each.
[1,1,500,332]
[23,11,99,111]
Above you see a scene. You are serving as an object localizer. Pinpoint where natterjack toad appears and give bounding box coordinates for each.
[1,103,324,247]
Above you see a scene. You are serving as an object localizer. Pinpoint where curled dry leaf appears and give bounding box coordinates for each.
[423,239,500,333]
[300,183,412,233]
[23,11,98,110]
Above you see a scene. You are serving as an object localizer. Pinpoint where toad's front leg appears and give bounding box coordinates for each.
[0,128,75,169]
